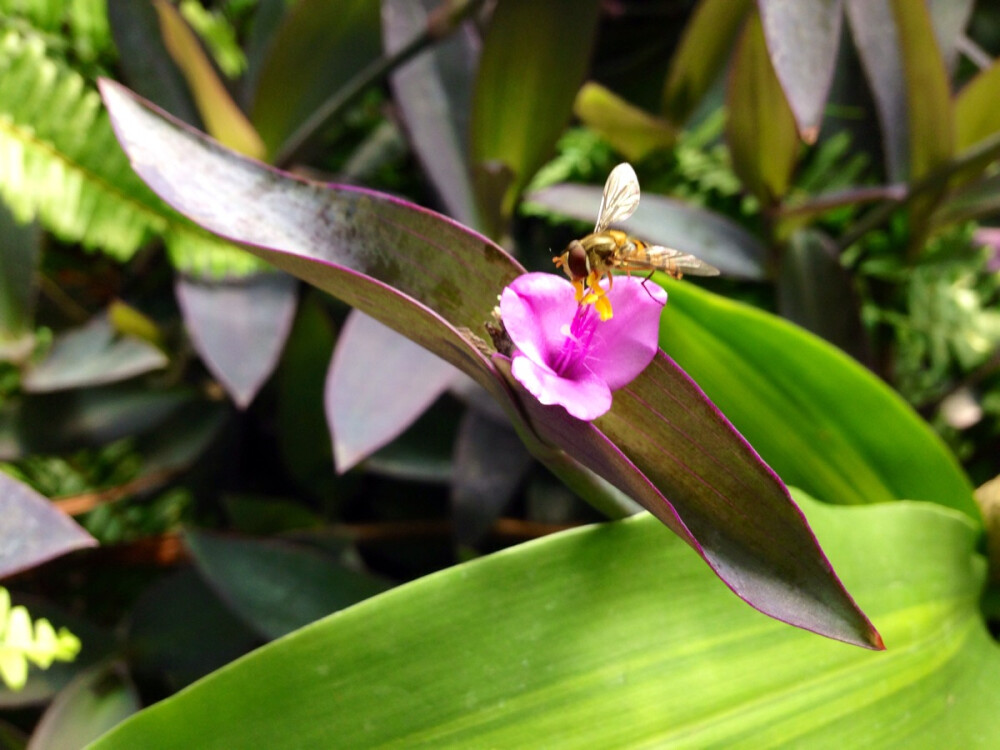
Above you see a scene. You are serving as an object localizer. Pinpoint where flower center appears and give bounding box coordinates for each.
[552,304,599,376]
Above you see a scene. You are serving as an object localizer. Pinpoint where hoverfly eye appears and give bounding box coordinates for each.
[566,240,589,280]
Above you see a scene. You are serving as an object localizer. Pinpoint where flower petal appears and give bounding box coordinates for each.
[584,277,667,389]
[511,353,612,421]
[500,273,578,367]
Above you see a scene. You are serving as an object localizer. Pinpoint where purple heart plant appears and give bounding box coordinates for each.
[98,80,881,650]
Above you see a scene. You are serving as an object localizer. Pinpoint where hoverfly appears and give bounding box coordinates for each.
[553,163,719,318]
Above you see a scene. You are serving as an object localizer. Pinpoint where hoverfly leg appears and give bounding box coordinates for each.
[640,270,659,302]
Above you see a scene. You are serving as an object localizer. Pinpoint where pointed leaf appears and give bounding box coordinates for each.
[955,59,1000,153]
[470,0,601,234]
[0,473,96,579]
[663,0,752,124]
[758,0,843,144]
[21,314,167,393]
[659,278,977,518]
[889,0,954,183]
[100,81,876,645]
[185,530,390,640]
[928,0,975,72]
[152,0,264,159]
[250,0,381,158]
[726,10,799,203]
[451,410,532,545]
[326,311,457,472]
[383,0,481,227]
[28,665,140,750]
[175,272,297,409]
[89,496,1000,750]
[526,183,767,279]
[573,82,676,162]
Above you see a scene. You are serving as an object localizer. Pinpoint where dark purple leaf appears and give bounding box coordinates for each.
[383,0,481,228]
[326,311,458,472]
[526,183,767,280]
[758,0,844,144]
[100,81,879,647]
[777,229,870,364]
[21,313,167,393]
[176,272,298,409]
[185,530,391,640]
[451,410,532,545]
[0,473,96,579]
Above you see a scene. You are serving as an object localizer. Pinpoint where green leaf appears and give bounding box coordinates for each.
[889,0,954,183]
[572,82,675,162]
[662,0,751,125]
[469,0,601,236]
[185,530,391,640]
[955,59,1000,153]
[0,28,262,274]
[0,200,39,344]
[249,0,381,159]
[90,495,995,749]
[29,665,139,750]
[659,278,977,518]
[758,0,843,144]
[726,10,799,203]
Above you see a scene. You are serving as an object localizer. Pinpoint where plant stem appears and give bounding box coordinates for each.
[274,0,487,168]
[836,130,1000,252]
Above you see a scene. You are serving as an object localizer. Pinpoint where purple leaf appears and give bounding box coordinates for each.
[758,0,844,144]
[21,313,167,393]
[452,410,532,545]
[527,183,767,280]
[100,81,880,647]
[383,0,481,228]
[0,473,96,579]
[175,272,298,409]
[326,311,458,472]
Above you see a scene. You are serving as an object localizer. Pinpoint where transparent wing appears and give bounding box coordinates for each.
[594,163,640,232]
[622,245,721,277]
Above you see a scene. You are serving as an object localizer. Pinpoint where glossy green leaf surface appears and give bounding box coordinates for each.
[662,0,751,125]
[470,0,601,232]
[91,495,996,749]
[100,80,879,646]
[726,10,799,203]
[249,0,381,158]
[758,0,843,143]
[659,279,977,518]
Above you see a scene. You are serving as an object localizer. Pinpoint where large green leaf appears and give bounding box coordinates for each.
[955,59,1000,153]
[100,80,879,646]
[91,495,995,748]
[659,278,977,518]
[469,0,601,235]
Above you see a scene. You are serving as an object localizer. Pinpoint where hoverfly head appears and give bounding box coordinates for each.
[561,239,589,282]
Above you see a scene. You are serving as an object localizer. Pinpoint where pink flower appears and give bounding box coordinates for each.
[500,273,667,421]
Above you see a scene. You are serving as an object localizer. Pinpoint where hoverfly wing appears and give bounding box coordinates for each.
[594,162,641,233]
[627,245,721,277]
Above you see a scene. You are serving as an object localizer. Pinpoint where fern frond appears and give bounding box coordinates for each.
[0,28,264,275]
[0,0,113,63]
[0,587,80,691]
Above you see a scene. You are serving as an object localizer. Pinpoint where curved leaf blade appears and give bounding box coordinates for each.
[470,0,601,233]
[90,497,992,749]
[758,0,844,144]
[955,59,1000,153]
[326,311,457,472]
[659,278,977,519]
[0,473,96,579]
[175,272,298,409]
[573,82,676,162]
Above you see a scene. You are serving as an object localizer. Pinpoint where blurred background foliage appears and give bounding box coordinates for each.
[1,0,1000,745]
